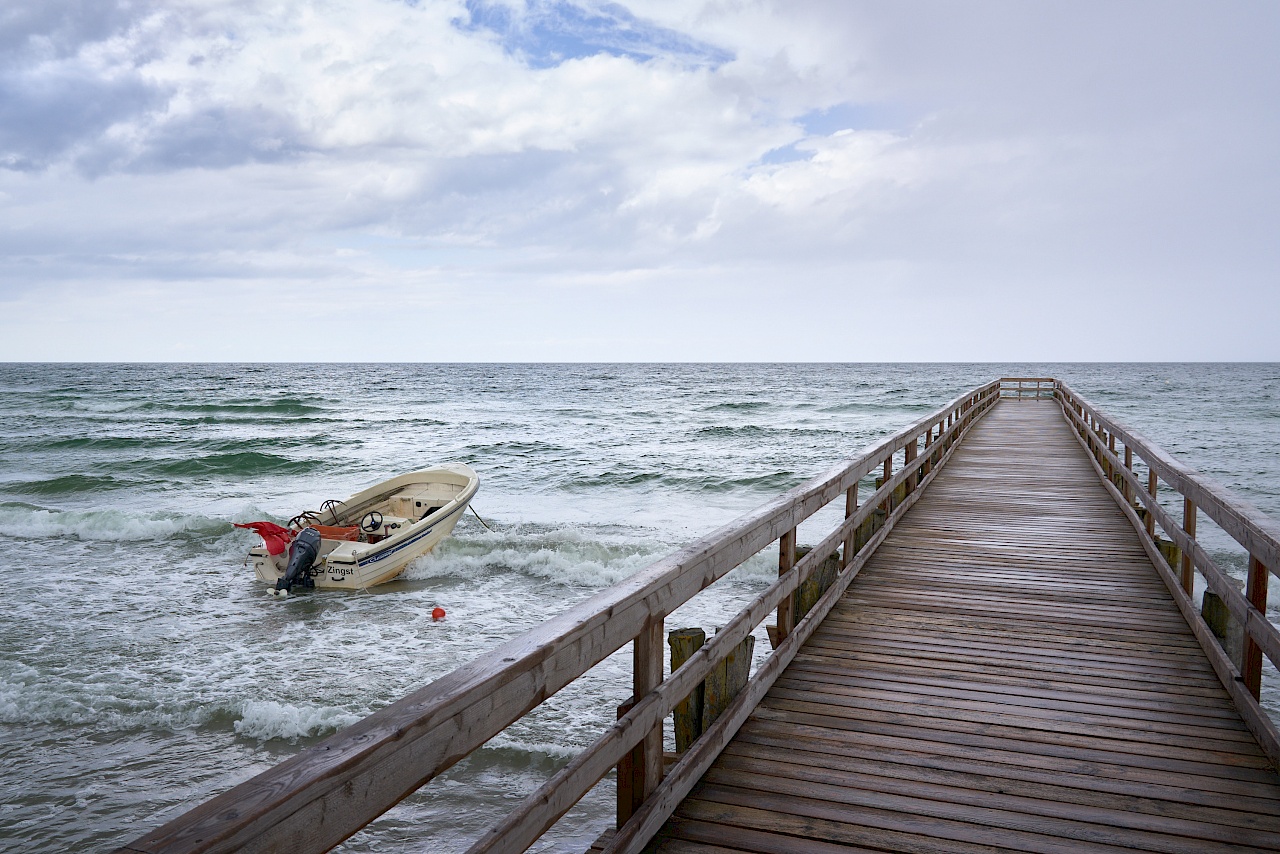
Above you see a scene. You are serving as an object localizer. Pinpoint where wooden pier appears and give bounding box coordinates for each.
[649,401,1280,853]
[119,380,1280,854]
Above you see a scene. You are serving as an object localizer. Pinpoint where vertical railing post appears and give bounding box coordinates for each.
[1181,498,1197,594]
[776,528,797,642]
[1145,470,1157,538]
[842,483,858,570]
[618,615,664,826]
[1243,555,1269,698]
[880,455,892,515]
[1123,446,1133,503]
[904,436,918,495]
[923,424,934,477]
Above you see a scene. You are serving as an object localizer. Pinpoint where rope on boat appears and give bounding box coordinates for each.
[469,505,494,532]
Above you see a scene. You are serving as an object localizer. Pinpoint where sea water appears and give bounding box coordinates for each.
[1,363,1276,852]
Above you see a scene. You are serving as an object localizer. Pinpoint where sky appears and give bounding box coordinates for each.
[1,0,1277,362]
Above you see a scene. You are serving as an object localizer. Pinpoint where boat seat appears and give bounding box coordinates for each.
[313,525,360,541]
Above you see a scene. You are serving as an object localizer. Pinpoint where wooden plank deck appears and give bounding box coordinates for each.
[648,400,1280,854]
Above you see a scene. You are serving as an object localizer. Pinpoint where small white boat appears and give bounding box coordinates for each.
[244,464,479,594]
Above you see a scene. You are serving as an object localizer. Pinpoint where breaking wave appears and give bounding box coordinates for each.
[0,503,229,541]
[560,469,803,493]
[233,700,361,742]
[0,666,359,743]
[406,525,664,588]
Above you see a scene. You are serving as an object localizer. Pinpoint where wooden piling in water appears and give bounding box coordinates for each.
[667,629,704,753]
[1200,590,1245,671]
[791,546,840,626]
[701,632,754,733]
[669,626,754,751]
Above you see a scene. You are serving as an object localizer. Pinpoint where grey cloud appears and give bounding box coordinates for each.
[318,148,621,249]
[100,105,309,174]
[0,1,168,170]
[0,1,313,175]
[0,1,157,57]
[0,67,167,170]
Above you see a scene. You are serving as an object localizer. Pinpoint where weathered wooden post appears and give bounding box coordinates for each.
[792,547,840,625]
[1145,470,1158,538]
[880,456,892,514]
[922,425,934,478]
[775,528,796,644]
[904,436,918,495]
[854,507,883,555]
[1122,446,1133,503]
[668,629,705,752]
[702,632,755,733]
[1181,498,1197,594]
[1156,536,1181,572]
[1244,555,1270,698]
[617,615,664,826]
[669,626,754,751]
[1200,590,1244,672]
[842,483,858,570]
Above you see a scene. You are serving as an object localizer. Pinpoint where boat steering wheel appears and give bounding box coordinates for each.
[360,511,384,533]
[320,499,344,524]
[288,511,322,529]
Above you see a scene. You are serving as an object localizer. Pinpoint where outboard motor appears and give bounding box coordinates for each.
[275,527,321,594]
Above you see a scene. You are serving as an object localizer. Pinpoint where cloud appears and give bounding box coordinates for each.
[0,1,169,170]
[1,1,1278,360]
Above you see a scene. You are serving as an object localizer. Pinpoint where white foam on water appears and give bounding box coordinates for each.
[405,524,666,588]
[481,733,581,762]
[0,663,361,743]
[0,504,227,542]
[0,663,211,731]
[233,699,361,742]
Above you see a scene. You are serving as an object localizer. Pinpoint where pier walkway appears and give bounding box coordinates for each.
[649,402,1280,853]
[120,381,1280,854]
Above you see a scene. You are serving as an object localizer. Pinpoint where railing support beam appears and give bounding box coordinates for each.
[618,615,664,826]
[1244,556,1269,699]
[842,484,858,570]
[776,529,797,642]
[1146,470,1157,538]
[1182,498,1197,594]
[904,439,918,495]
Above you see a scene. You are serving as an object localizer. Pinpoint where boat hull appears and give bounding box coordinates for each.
[248,464,478,591]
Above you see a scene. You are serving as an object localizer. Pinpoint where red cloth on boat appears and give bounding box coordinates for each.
[234,521,295,555]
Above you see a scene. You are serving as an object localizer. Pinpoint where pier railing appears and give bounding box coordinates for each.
[1055,380,1280,765]
[999,376,1055,399]
[118,381,1002,854]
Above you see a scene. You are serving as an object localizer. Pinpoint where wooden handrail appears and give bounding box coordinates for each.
[999,377,1055,400]
[118,381,1001,854]
[1054,380,1280,766]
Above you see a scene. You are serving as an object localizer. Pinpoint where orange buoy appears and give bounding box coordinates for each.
[431,607,446,621]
